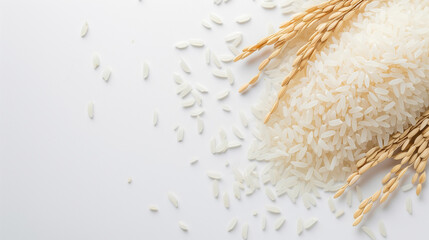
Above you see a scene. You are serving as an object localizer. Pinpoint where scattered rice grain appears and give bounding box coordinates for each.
[402,183,413,192]
[201,19,212,29]
[189,39,205,47]
[379,221,387,237]
[190,157,198,165]
[362,226,376,240]
[260,1,276,9]
[196,83,209,93]
[220,54,235,63]
[180,58,191,73]
[406,197,412,215]
[297,218,303,235]
[175,41,189,49]
[168,192,179,208]
[102,68,111,82]
[178,221,189,231]
[205,48,211,65]
[210,13,223,25]
[304,217,318,229]
[274,217,286,230]
[87,102,94,119]
[227,217,238,232]
[212,69,228,78]
[356,186,363,202]
[240,111,249,128]
[80,22,88,37]
[265,204,281,214]
[207,171,222,180]
[217,90,230,100]
[153,110,158,126]
[182,98,196,108]
[328,198,336,213]
[223,192,230,209]
[149,205,158,212]
[213,180,219,198]
[261,216,267,231]
[197,117,204,134]
[235,15,251,24]
[222,105,232,112]
[242,223,248,240]
[225,32,242,42]
[335,209,344,218]
[92,54,100,69]
[143,62,150,80]
[177,127,184,142]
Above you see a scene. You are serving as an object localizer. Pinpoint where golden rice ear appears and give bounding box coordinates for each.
[235,0,364,101]
[343,111,429,226]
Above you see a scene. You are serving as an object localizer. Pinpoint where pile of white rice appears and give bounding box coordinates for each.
[249,0,429,199]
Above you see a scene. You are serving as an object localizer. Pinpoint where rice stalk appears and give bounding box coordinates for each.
[234,0,373,123]
[334,109,429,226]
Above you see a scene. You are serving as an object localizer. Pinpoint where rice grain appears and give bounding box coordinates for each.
[235,15,251,24]
[87,102,94,119]
[201,19,212,29]
[217,90,230,100]
[207,171,222,180]
[197,117,204,134]
[92,54,100,69]
[265,204,281,214]
[168,192,179,208]
[175,41,189,49]
[362,226,376,240]
[179,58,191,73]
[210,13,223,25]
[189,39,205,47]
[227,217,238,232]
[102,68,111,82]
[80,22,88,37]
[223,192,230,209]
[242,223,248,240]
[274,217,286,230]
[406,197,412,215]
[297,218,303,235]
[153,111,158,126]
[178,221,189,231]
[378,221,387,237]
[304,217,318,229]
[212,180,219,198]
[177,127,184,142]
[261,216,267,231]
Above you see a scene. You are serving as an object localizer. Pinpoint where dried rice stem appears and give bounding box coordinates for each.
[234,0,357,94]
[336,110,429,226]
[263,0,368,123]
[234,0,373,123]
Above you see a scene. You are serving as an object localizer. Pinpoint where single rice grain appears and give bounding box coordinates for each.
[210,13,223,25]
[242,223,248,240]
[362,226,376,240]
[178,221,189,231]
[274,217,286,230]
[379,220,387,237]
[175,41,189,49]
[92,54,100,69]
[87,102,94,119]
[235,15,251,24]
[80,22,88,37]
[227,217,238,232]
[168,192,179,208]
[304,217,318,229]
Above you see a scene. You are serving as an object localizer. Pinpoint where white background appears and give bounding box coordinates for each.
[0,0,427,239]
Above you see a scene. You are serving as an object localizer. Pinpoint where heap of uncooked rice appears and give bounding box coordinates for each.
[248,0,429,200]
